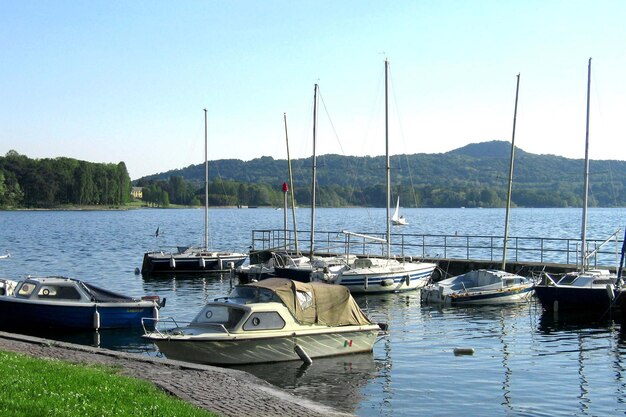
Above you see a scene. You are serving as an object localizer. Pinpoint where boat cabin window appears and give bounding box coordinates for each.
[16,282,36,297]
[503,277,525,286]
[228,286,281,304]
[557,275,578,285]
[194,305,246,330]
[37,285,82,300]
[243,312,286,331]
[354,258,373,269]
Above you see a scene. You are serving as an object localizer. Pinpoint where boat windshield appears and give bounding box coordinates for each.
[228,286,282,304]
[193,305,246,330]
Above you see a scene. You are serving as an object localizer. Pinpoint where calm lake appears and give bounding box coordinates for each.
[1,207,625,417]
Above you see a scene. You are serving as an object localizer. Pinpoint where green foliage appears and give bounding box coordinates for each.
[0,151,131,208]
[137,141,626,208]
[0,350,216,417]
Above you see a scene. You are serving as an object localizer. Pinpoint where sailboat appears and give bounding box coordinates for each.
[534,58,621,312]
[141,110,247,274]
[311,60,436,294]
[272,84,350,282]
[421,74,534,305]
[391,197,407,225]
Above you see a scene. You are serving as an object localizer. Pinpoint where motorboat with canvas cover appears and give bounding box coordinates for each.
[0,276,164,330]
[142,278,384,365]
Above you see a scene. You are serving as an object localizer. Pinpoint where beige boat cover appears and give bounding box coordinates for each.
[246,278,373,326]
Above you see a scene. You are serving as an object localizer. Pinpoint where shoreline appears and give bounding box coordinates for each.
[0,331,349,417]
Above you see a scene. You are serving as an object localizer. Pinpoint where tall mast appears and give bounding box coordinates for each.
[284,113,299,254]
[203,108,209,251]
[581,57,592,272]
[385,60,391,258]
[310,84,319,259]
[502,73,520,270]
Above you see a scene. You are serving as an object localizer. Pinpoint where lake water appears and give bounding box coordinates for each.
[1,207,625,416]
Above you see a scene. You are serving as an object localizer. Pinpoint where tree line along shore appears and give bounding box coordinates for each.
[2,140,625,210]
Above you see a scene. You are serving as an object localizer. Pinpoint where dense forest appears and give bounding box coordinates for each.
[2,141,624,209]
[0,151,131,208]
[138,141,626,208]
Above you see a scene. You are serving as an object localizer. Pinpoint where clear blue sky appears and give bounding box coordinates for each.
[1,1,625,179]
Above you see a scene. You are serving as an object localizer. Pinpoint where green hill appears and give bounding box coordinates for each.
[136,140,625,208]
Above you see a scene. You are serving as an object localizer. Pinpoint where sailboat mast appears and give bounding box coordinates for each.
[581,57,591,272]
[502,73,520,271]
[284,113,299,254]
[310,84,319,259]
[203,108,209,251]
[385,60,391,258]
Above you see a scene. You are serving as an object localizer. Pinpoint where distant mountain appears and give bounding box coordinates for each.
[136,141,626,208]
[447,140,528,158]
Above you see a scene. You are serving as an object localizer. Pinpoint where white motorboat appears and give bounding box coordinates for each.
[143,278,384,365]
[420,269,534,305]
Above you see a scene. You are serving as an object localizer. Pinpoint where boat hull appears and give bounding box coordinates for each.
[142,252,247,274]
[534,285,614,311]
[0,298,157,330]
[336,263,436,294]
[421,285,534,305]
[272,266,313,282]
[148,328,380,365]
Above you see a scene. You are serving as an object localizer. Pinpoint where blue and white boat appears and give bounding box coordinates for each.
[310,61,437,294]
[0,276,164,331]
[315,255,436,294]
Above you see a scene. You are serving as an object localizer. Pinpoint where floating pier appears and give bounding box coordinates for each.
[248,229,625,280]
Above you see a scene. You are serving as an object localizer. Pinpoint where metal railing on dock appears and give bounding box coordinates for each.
[250,228,624,270]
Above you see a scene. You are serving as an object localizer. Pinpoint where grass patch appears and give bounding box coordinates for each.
[0,350,217,417]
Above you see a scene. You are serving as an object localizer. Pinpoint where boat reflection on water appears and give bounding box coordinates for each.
[536,307,623,417]
[0,326,158,356]
[537,308,620,334]
[232,352,380,414]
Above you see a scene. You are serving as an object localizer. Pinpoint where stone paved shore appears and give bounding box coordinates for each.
[0,331,351,417]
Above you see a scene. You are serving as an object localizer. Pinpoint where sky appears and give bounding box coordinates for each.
[1,1,625,180]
